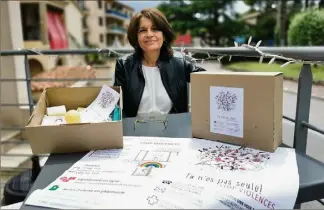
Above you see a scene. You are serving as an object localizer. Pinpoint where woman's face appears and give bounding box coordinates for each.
[137,17,164,54]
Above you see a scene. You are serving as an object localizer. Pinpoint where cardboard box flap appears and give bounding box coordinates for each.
[46,87,101,110]
[26,89,48,127]
[46,86,121,110]
[26,112,35,126]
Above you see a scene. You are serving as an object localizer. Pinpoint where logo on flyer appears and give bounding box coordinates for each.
[60,176,76,182]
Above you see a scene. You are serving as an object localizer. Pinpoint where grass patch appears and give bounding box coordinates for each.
[225,62,324,82]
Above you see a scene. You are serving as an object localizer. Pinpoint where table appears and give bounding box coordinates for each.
[20,113,324,209]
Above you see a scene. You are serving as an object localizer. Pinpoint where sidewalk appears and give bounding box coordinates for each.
[283,80,324,101]
[196,61,324,101]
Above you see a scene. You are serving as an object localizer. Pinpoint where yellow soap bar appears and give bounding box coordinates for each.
[65,110,81,124]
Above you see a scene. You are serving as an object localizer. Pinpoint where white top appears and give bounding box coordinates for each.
[137,65,173,116]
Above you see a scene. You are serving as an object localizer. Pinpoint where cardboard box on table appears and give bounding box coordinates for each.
[25,86,123,154]
[191,72,283,152]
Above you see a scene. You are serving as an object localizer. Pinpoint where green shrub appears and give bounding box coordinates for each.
[85,44,107,65]
[288,9,324,46]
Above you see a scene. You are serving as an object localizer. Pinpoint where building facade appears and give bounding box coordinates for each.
[0,0,90,170]
[79,0,134,48]
[0,0,85,128]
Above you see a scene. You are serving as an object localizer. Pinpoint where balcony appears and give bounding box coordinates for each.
[106,9,130,20]
[106,25,127,35]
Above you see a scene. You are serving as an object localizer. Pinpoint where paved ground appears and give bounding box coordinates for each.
[197,61,324,99]
[284,80,324,100]
[283,92,324,161]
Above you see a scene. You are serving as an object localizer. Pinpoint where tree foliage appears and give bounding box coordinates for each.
[243,0,276,11]
[288,9,324,46]
[157,0,247,46]
[251,12,277,42]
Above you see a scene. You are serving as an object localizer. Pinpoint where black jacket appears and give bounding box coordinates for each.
[113,52,206,117]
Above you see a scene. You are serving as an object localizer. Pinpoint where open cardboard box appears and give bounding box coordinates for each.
[25,86,123,154]
[191,71,283,152]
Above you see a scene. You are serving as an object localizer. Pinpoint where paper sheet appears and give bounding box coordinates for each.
[150,138,300,209]
[210,86,244,138]
[24,189,127,209]
[26,137,193,209]
[39,137,192,197]
[135,178,213,209]
[25,137,299,209]
[60,137,191,177]
[81,84,120,123]
[182,138,299,176]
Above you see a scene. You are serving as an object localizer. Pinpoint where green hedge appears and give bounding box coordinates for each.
[288,9,324,46]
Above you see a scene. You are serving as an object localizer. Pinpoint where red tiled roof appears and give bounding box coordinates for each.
[31,65,96,92]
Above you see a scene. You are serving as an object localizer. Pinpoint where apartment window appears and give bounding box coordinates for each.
[77,0,85,10]
[105,2,110,10]
[20,3,40,40]
[98,0,102,9]
[82,17,87,28]
[99,17,103,26]
[100,34,104,43]
[84,32,89,46]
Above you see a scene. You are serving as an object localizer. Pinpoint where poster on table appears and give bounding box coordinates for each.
[140,138,300,209]
[25,137,299,209]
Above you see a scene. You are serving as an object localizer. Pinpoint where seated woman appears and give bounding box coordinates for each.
[114,8,206,118]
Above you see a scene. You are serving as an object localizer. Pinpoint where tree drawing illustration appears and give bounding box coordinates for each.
[215,91,238,111]
[196,145,271,171]
[98,91,115,108]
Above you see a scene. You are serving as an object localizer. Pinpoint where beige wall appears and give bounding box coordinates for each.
[85,1,106,48]
[65,2,84,47]
[1,1,29,126]
[23,41,57,72]
[0,1,88,129]
[65,2,85,66]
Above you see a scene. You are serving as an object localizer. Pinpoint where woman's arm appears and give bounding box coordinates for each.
[113,59,126,87]
[184,58,207,82]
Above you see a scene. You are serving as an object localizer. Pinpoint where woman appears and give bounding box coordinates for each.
[114,8,206,118]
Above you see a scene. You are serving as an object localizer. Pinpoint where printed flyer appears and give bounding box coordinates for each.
[153,138,300,209]
[210,86,244,138]
[24,137,299,209]
[183,138,299,175]
[148,166,299,209]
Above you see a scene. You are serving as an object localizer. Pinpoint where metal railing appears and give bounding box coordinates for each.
[1,47,324,204]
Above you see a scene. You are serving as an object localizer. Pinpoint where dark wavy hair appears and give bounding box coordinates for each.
[127,8,175,60]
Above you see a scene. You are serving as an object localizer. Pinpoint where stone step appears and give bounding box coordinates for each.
[1,131,22,154]
[0,144,33,170]
[1,140,29,155]
[1,131,20,142]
